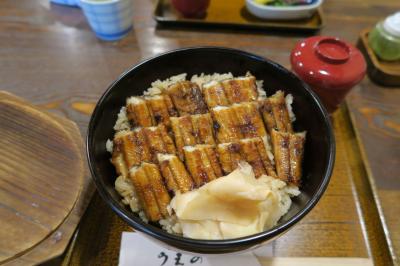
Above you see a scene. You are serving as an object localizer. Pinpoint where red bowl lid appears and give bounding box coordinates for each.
[290,36,366,90]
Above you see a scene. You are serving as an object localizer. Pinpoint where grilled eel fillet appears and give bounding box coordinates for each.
[211,106,242,143]
[233,102,267,139]
[211,102,267,143]
[289,132,306,185]
[183,145,223,187]
[141,125,176,162]
[111,124,176,171]
[158,154,195,194]
[165,81,208,116]
[217,137,276,178]
[145,95,178,126]
[129,163,171,222]
[202,76,258,108]
[126,95,177,127]
[170,113,216,160]
[202,80,230,108]
[221,76,258,104]
[271,129,305,185]
[259,90,293,133]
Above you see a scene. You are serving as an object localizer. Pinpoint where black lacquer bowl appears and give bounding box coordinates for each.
[87,47,335,254]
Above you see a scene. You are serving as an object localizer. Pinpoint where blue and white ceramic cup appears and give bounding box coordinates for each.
[79,0,133,41]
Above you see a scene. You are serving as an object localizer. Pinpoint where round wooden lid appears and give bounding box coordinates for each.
[0,98,83,263]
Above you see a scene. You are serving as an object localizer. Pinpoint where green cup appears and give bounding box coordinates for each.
[368,12,400,61]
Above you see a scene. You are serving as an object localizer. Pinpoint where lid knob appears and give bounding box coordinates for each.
[315,38,350,64]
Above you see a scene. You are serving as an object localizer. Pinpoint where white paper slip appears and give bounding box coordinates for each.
[119,232,262,266]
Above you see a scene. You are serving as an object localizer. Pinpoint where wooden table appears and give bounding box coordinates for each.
[0,0,399,265]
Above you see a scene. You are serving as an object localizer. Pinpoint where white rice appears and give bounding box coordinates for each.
[263,176,300,229]
[144,73,187,96]
[127,96,145,105]
[182,145,196,152]
[146,126,158,132]
[114,107,130,131]
[202,80,219,89]
[261,136,275,163]
[190,72,234,87]
[106,139,113,153]
[144,95,164,101]
[157,153,176,162]
[212,105,229,111]
[115,175,140,212]
[138,210,149,224]
[285,94,296,122]
[256,80,267,99]
[159,215,182,234]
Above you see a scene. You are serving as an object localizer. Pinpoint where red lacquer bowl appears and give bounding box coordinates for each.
[291,36,366,113]
[171,0,210,18]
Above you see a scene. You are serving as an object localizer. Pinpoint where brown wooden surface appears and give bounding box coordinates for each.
[154,0,323,31]
[346,85,400,265]
[0,92,92,265]
[0,0,399,265]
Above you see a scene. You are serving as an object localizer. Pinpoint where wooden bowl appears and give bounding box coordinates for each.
[0,91,90,265]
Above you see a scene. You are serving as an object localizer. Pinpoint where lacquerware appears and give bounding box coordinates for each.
[291,36,366,113]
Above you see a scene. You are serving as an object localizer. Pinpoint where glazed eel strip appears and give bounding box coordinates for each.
[129,163,171,222]
[170,113,215,160]
[221,76,258,104]
[111,124,176,171]
[259,90,293,133]
[201,75,258,108]
[126,95,177,128]
[211,102,267,143]
[183,144,223,187]
[165,81,208,116]
[217,137,276,178]
[157,154,194,194]
[271,129,305,185]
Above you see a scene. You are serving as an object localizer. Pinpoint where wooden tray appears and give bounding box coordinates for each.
[154,0,324,32]
[358,29,400,87]
[60,104,393,266]
[0,91,93,266]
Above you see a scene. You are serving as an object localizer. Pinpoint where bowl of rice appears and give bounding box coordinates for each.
[87,47,335,254]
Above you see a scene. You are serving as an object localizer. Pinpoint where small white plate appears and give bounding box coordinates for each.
[245,0,323,20]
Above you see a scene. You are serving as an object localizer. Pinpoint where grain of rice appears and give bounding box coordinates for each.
[106,139,113,153]
[285,94,296,122]
[256,80,266,99]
